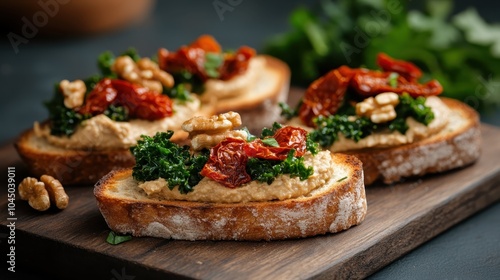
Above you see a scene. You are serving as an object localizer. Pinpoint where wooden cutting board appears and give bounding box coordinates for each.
[1,125,499,279]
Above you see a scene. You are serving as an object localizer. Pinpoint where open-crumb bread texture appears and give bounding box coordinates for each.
[94,153,366,241]
[347,98,481,185]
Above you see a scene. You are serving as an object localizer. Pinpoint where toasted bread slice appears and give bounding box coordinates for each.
[344,98,481,185]
[14,120,198,186]
[15,127,134,186]
[210,55,290,134]
[94,153,366,241]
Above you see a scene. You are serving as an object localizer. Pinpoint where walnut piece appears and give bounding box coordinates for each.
[18,176,69,211]
[182,111,247,151]
[40,175,69,209]
[18,177,50,211]
[191,130,248,151]
[356,92,400,123]
[60,79,86,109]
[112,56,174,93]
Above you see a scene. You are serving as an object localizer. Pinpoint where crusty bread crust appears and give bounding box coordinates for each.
[346,98,481,185]
[14,122,193,185]
[94,153,366,241]
[15,128,136,185]
[213,55,290,134]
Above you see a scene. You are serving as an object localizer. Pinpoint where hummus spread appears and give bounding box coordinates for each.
[35,98,201,150]
[137,151,336,203]
[289,96,451,152]
[201,56,265,102]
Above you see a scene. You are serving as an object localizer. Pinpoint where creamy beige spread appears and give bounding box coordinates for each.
[35,98,201,150]
[137,151,336,203]
[289,96,451,152]
[201,57,265,102]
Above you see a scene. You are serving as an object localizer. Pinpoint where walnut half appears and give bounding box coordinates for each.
[60,79,86,109]
[40,175,69,210]
[356,92,400,123]
[182,111,248,151]
[18,175,69,211]
[18,177,50,211]
[112,56,174,93]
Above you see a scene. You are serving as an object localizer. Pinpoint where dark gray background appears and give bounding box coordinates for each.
[1,0,499,279]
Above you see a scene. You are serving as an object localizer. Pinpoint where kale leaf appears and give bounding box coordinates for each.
[388,93,435,134]
[310,115,378,148]
[309,94,435,147]
[44,83,88,136]
[131,131,207,194]
[246,150,314,185]
[131,127,317,192]
[104,105,129,122]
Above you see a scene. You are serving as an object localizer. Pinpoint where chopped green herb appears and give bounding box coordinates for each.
[388,72,399,88]
[106,231,132,245]
[164,83,191,102]
[261,122,283,138]
[204,53,224,79]
[306,134,319,155]
[242,127,257,142]
[262,138,279,147]
[336,176,348,182]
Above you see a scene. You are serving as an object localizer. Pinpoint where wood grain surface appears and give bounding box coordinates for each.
[1,124,499,279]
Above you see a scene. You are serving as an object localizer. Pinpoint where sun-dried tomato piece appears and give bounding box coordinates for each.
[219,46,255,81]
[111,79,173,120]
[244,126,308,160]
[244,139,290,161]
[189,34,221,53]
[159,46,208,81]
[273,126,308,157]
[377,53,422,82]
[200,138,251,188]
[351,70,442,98]
[78,79,173,120]
[78,79,118,115]
[299,67,352,127]
[158,36,256,82]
